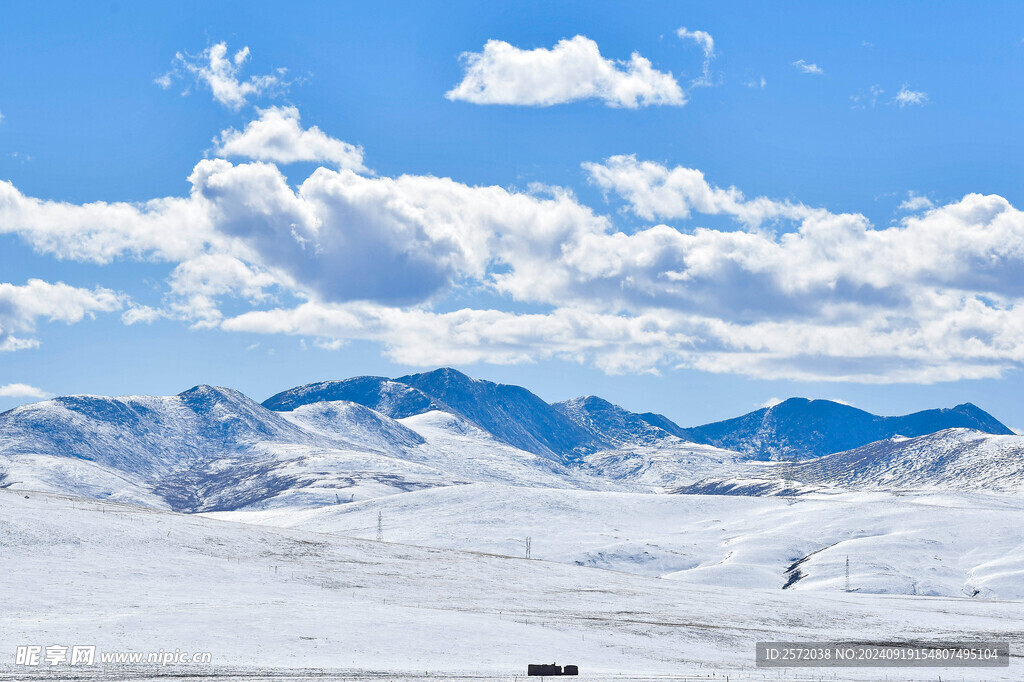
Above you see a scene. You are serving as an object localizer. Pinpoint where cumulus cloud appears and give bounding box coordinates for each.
[676,27,715,86]
[894,85,929,107]
[445,35,685,108]
[158,42,288,110]
[0,383,50,399]
[0,179,217,263]
[583,153,817,225]
[5,122,1024,383]
[213,106,367,171]
[793,59,824,75]
[0,280,123,352]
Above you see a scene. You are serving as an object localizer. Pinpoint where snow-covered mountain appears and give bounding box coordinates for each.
[263,375,445,418]
[0,385,316,476]
[266,368,602,462]
[279,399,426,452]
[682,397,1012,460]
[1,370,1018,512]
[789,428,1024,492]
[553,395,676,446]
[0,379,615,511]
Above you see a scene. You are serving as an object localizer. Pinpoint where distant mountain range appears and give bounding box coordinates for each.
[266,369,1013,460]
[0,367,1017,509]
[677,397,1013,461]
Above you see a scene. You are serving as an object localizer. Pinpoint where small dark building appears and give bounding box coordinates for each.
[527,663,561,676]
[527,663,578,676]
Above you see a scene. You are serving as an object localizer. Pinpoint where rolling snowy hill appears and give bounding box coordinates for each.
[790,428,1024,492]
[6,487,1023,680]
[212,482,1024,600]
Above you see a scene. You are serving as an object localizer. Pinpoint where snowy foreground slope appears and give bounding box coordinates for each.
[3,488,1022,681]
[213,483,1024,599]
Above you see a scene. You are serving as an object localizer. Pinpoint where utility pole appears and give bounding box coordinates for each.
[845,555,850,593]
[376,511,383,542]
[525,536,531,559]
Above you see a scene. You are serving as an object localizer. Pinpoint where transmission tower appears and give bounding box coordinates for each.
[376,511,383,542]
[845,555,850,592]
[525,536,531,559]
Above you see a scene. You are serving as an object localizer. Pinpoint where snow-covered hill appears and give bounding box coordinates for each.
[579,439,745,490]
[213,482,1024,600]
[6,488,1023,680]
[279,399,426,452]
[0,385,316,476]
[0,384,622,511]
[791,428,1024,492]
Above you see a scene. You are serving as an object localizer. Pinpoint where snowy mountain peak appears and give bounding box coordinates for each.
[392,369,601,461]
[263,376,445,419]
[553,396,675,447]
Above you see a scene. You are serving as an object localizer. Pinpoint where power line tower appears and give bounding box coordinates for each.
[525,536,532,559]
[376,511,383,542]
[845,555,851,593]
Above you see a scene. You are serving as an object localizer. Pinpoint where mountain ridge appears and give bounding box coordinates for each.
[0,370,1016,512]
[681,397,1013,460]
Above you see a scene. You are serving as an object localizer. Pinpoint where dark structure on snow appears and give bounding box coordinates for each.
[527,663,578,676]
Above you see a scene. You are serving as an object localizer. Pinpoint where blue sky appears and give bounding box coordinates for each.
[1,1,1023,430]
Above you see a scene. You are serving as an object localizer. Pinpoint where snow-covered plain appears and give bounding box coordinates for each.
[212,482,1024,599]
[3,488,1022,681]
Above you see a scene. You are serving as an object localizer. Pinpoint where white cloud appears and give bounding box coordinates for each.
[0,280,123,352]
[894,85,929,107]
[898,192,934,212]
[746,77,767,89]
[676,27,715,86]
[0,179,217,263]
[164,253,281,327]
[0,383,50,399]
[445,35,685,108]
[0,110,4,124]
[121,305,162,325]
[793,59,824,75]
[583,153,818,225]
[213,106,367,172]
[6,123,1024,383]
[760,397,783,408]
[158,42,288,110]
